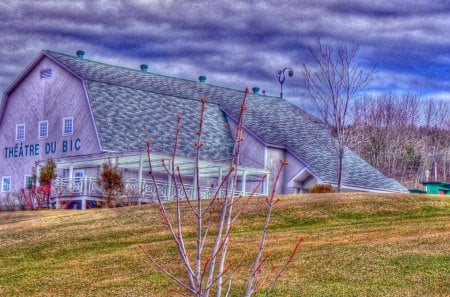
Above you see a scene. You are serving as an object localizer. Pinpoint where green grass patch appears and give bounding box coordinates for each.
[0,193,449,296]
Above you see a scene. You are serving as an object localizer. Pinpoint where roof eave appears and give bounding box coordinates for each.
[219,106,271,147]
[326,182,408,193]
[45,53,105,152]
[81,82,103,152]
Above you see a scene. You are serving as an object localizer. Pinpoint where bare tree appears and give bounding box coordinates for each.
[302,39,375,191]
[138,89,302,296]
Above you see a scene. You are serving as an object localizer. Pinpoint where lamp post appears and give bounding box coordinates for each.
[276,67,294,99]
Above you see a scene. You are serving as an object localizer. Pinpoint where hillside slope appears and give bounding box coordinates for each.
[0,193,449,297]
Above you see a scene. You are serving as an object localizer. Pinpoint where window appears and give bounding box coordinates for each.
[38,120,48,138]
[2,177,11,192]
[62,117,73,136]
[16,124,25,141]
[40,69,52,79]
[24,175,33,190]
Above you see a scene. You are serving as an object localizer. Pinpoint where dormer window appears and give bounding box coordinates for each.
[38,120,48,138]
[16,124,25,141]
[62,117,73,136]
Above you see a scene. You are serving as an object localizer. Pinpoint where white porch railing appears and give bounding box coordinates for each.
[50,177,259,203]
[52,177,103,197]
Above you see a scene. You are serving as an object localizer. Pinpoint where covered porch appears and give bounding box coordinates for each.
[40,150,270,209]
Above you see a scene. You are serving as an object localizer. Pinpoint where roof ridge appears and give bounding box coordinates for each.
[46,49,185,79]
[85,79,223,106]
[45,50,281,99]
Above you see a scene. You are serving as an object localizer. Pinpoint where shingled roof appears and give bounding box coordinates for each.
[44,50,407,192]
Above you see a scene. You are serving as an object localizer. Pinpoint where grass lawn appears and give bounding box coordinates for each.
[0,193,449,296]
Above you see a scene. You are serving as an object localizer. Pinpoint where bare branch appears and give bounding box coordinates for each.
[138,244,195,294]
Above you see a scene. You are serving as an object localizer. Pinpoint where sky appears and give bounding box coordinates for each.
[1,0,449,109]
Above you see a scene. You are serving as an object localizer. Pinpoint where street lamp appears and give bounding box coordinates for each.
[276,67,294,99]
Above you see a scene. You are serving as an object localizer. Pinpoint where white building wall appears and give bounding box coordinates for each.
[0,56,101,197]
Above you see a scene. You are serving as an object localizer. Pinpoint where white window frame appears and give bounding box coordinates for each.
[62,117,73,136]
[24,174,33,190]
[16,124,25,141]
[2,176,11,193]
[38,120,49,138]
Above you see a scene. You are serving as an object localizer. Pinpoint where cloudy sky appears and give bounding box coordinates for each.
[1,0,449,108]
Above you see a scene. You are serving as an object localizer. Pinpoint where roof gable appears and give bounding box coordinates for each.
[0,52,47,125]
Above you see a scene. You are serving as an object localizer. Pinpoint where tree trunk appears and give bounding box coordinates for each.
[337,149,344,192]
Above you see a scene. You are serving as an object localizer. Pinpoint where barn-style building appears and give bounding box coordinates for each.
[0,50,407,208]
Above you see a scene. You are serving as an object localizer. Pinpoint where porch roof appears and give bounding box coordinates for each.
[39,150,269,178]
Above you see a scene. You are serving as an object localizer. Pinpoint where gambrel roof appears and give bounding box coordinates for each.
[3,50,408,192]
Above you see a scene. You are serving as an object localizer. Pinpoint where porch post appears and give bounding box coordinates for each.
[167,159,172,200]
[218,166,223,197]
[264,172,270,195]
[192,173,197,199]
[218,166,223,184]
[69,163,74,178]
[241,170,247,196]
[69,163,74,193]
[138,155,143,191]
[83,176,88,195]
[81,198,86,210]
[35,163,41,187]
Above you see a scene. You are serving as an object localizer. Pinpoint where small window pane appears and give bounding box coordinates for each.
[25,175,33,190]
[63,117,73,135]
[16,124,25,141]
[39,121,48,138]
[2,177,11,192]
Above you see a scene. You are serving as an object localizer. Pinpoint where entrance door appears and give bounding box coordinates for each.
[74,170,85,192]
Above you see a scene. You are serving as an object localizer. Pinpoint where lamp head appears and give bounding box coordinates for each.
[288,69,294,77]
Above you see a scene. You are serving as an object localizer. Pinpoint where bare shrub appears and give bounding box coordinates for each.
[310,183,335,194]
[138,89,303,296]
[12,186,51,210]
[98,160,124,207]
[119,186,142,206]
[2,193,17,212]
[39,159,57,206]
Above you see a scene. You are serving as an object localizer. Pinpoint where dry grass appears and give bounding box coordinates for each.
[0,193,449,296]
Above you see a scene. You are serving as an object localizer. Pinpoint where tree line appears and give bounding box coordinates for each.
[351,94,449,189]
[302,39,449,190]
